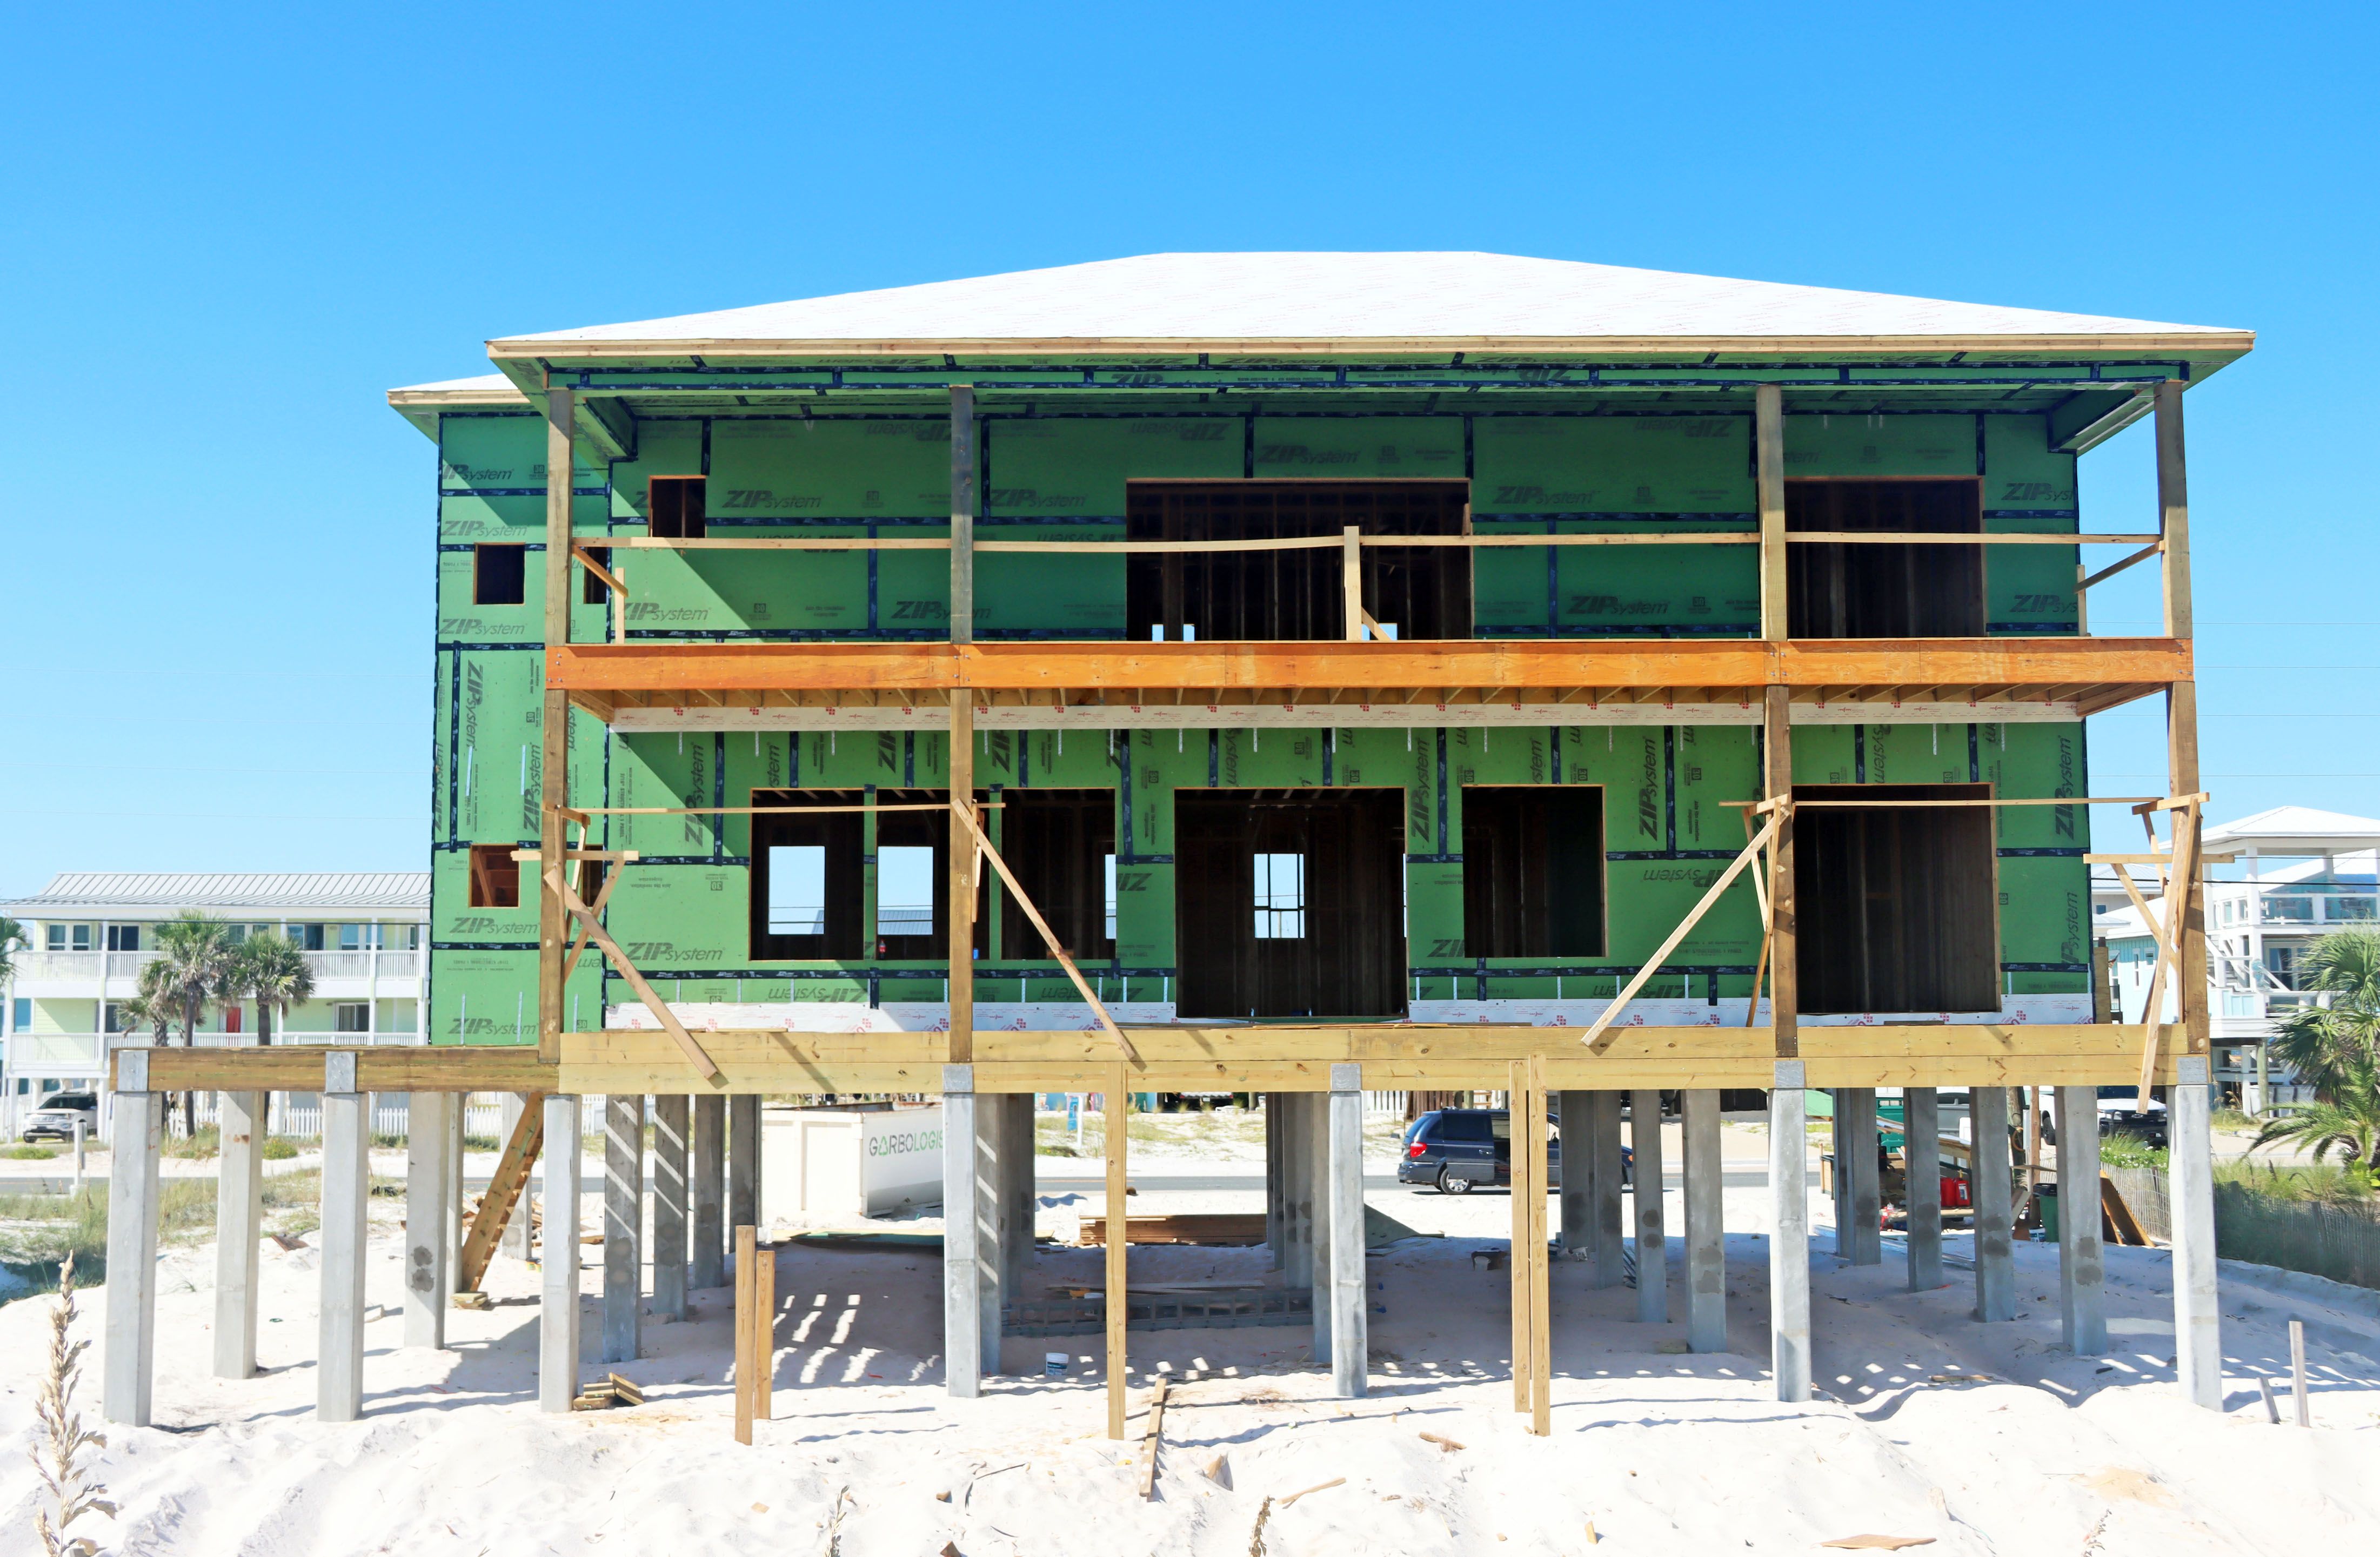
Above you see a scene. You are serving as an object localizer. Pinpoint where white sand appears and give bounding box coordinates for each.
[3,1149,2377,1554]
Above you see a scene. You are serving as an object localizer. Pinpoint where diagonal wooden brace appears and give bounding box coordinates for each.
[1584,811,1780,1053]
[947,798,1140,1064]
[546,867,724,1084]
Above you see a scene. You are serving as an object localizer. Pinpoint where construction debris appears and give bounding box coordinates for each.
[1820,1538,1934,1551]
[571,1373,645,1412]
[1279,1478,1345,1509]
[1419,1432,1465,1453]
[1138,1377,1171,1498]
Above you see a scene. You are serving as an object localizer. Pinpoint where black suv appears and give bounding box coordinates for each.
[1398,1108,1630,1195]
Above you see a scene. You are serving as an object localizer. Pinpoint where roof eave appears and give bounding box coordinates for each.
[486,330,2256,363]
[386,381,534,438]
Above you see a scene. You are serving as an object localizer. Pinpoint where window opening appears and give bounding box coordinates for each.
[766,845,827,935]
[105,925,141,951]
[1786,479,1983,637]
[466,845,520,909]
[1126,481,1471,642]
[473,543,527,606]
[1796,782,1998,1014]
[649,476,707,539]
[1461,786,1607,957]
[334,1003,370,1034]
[997,790,1116,960]
[1253,853,1307,939]
[878,846,937,938]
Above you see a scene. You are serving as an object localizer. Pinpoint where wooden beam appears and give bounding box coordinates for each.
[734,1223,756,1445]
[947,800,1138,1063]
[1784,532,2157,546]
[545,637,2194,699]
[1508,1058,1530,1415]
[1756,384,1786,640]
[1527,1052,1550,1437]
[951,384,975,645]
[2156,381,2192,640]
[548,868,724,1084]
[1582,812,1780,1052]
[949,698,975,1064]
[1764,686,1800,1061]
[1342,527,1365,643]
[539,387,575,1065]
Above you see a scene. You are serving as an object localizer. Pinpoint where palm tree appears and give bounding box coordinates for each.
[228,933,313,1046]
[2271,928,2380,1100]
[2250,1055,2380,1171]
[0,915,24,988]
[117,976,177,1048]
[149,911,235,1136]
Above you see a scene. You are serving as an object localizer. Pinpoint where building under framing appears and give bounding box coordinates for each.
[102,252,2243,1435]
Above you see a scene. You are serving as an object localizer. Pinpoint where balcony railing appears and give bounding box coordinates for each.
[3,949,422,986]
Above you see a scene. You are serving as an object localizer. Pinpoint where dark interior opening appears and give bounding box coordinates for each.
[750,789,986,962]
[1175,788,1407,1018]
[467,843,520,908]
[1795,782,1998,1014]
[649,476,707,540]
[1786,479,1983,637]
[1461,786,1607,957]
[580,545,612,605]
[473,543,526,606]
[1126,481,1471,642]
[997,789,1115,959]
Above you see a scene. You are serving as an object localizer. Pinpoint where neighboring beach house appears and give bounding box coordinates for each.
[2097,806,2380,1111]
[0,872,429,1130]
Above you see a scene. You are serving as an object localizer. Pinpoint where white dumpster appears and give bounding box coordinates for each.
[762,1104,945,1219]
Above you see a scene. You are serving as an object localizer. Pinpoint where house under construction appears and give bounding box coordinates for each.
[102,252,2242,1438]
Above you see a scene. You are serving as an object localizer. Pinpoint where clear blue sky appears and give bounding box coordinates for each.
[5,3,2375,892]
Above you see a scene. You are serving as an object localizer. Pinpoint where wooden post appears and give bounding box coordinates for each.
[950,697,975,1062]
[1105,1064,1128,1439]
[538,385,576,1064]
[1763,687,1798,1059]
[1342,526,1365,641]
[1527,1056,1551,1435]
[951,385,975,644]
[756,1232,774,1421]
[1756,384,1787,640]
[1508,1062,1530,1413]
[2156,381,2192,641]
[734,1223,756,1444]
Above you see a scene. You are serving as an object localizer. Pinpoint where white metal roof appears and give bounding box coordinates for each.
[491,252,2248,353]
[0,872,430,917]
[2201,807,2380,857]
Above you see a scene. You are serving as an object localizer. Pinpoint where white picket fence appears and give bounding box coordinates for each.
[161,1092,510,1143]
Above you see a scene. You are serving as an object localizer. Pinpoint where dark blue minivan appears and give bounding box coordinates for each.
[1397,1107,1633,1194]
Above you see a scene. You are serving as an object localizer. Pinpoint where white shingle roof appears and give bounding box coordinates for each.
[0,873,430,917]
[2202,807,2380,853]
[490,252,2247,352]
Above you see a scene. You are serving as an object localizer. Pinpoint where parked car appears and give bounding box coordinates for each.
[21,1092,98,1143]
[1398,1107,1632,1195]
[2038,1086,2169,1149]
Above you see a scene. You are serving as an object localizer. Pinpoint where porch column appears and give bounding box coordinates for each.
[1841,1088,1881,1265]
[691,1093,726,1287]
[1556,1090,1593,1259]
[728,1093,760,1234]
[1308,1092,1333,1366]
[1905,1088,1943,1291]
[1328,1065,1367,1398]
[103,1052,161,1426]
[2170,1056,2222,1405]
[1768,1061,1811,1402]
[538,1094,584,1412]
[1000,1093,1034,1312]
[653,1095,690,1322]
[603,1096,644,1365]
[2055,1086,2107,1354]
[1971,1087,2016,1321]
[1682,1088,1726,1352]
[1591,1091,1626,1287]
[500,1092,535,1260]
[942,1066,982,1398]
[403,1090,452,1350]
[213,1088,265,1379]
[1631,1090,1667,1323]
[318,1055,369,1422]
[975,1090,1006,1374]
